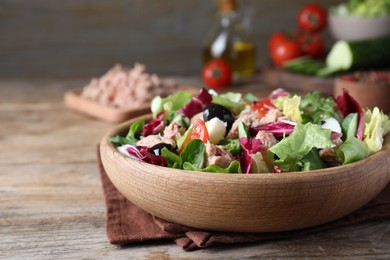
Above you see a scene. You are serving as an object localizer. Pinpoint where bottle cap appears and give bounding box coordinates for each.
[218,0,237,13]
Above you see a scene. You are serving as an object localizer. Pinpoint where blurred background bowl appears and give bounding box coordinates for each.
[328,14,390,41]
[334,71,390,112]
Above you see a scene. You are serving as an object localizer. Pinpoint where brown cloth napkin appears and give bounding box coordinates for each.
[98,150,390,251]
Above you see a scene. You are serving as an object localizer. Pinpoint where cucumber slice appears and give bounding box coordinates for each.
[326,41,353,70]
[326,37,390,71]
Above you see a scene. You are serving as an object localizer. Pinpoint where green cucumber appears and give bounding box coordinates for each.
[326,37,390,71]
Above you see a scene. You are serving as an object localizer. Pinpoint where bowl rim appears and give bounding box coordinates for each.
[328,13,390,21]
[101,114,390,181]
[335,77,390,88]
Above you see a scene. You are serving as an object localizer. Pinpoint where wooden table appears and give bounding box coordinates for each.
[1,78,389,259]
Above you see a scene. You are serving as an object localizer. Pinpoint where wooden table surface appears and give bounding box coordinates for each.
[1,78,389,259]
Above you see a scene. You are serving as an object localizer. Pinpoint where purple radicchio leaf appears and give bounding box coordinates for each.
[238,137,264,174]
[251,121,296,137]
[269,88,289,100]
[273,165,282,173]
[126,145,167,167]
[335,89,364,140]
[331,131,343,141]
[178,88,212,119]
[142,112,165,137]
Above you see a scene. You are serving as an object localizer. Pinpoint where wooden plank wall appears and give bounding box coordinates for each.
[0,0,340,79]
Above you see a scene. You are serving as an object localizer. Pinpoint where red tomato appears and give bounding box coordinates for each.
[297,4,327,33]
[250,98,276,118]
[270,38,303,66]
[298,31,325,59]
[268,32,286,52]
[179,119,209,153]
[202,59,232,89]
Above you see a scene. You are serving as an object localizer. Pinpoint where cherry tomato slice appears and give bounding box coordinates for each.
[179,119,209,153]
[250,98,276,118]
[191,119,209,143]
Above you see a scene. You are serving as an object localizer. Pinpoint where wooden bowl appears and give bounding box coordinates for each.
[100,115,390,233]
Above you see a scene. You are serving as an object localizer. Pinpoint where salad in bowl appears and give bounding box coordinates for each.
[109,88,390,174]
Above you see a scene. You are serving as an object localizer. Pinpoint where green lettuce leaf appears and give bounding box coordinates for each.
[269,123,335,172]
[336,136,369,164]
[348,0,390,17]
[364,107,390,154]
[272,95,288,110]
[183,160,241,173]
[212,94,245,115]
[220,92,242,102]
[283,95,302,122]
[301,148,328,171]
[250,152,271,173]
[151,91,192,118]
[341,113,358,141]
[244,93,259,102]
[238,120,249,138]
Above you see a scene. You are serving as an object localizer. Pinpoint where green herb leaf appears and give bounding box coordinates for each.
[110,121,145,145]
[180,139,205,168]
[161,147,181,168]
[218,138,242,156]
[300,92,341,124]
[109,135,137,145]
[126,121,145,140]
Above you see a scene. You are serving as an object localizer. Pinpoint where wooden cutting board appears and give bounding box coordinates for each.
[64,86,199,124]
[261,66,335,96]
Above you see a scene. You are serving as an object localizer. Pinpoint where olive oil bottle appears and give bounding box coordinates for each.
[202,0,256,79]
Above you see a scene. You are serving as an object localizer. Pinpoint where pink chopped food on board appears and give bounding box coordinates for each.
[81,63,178,109]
